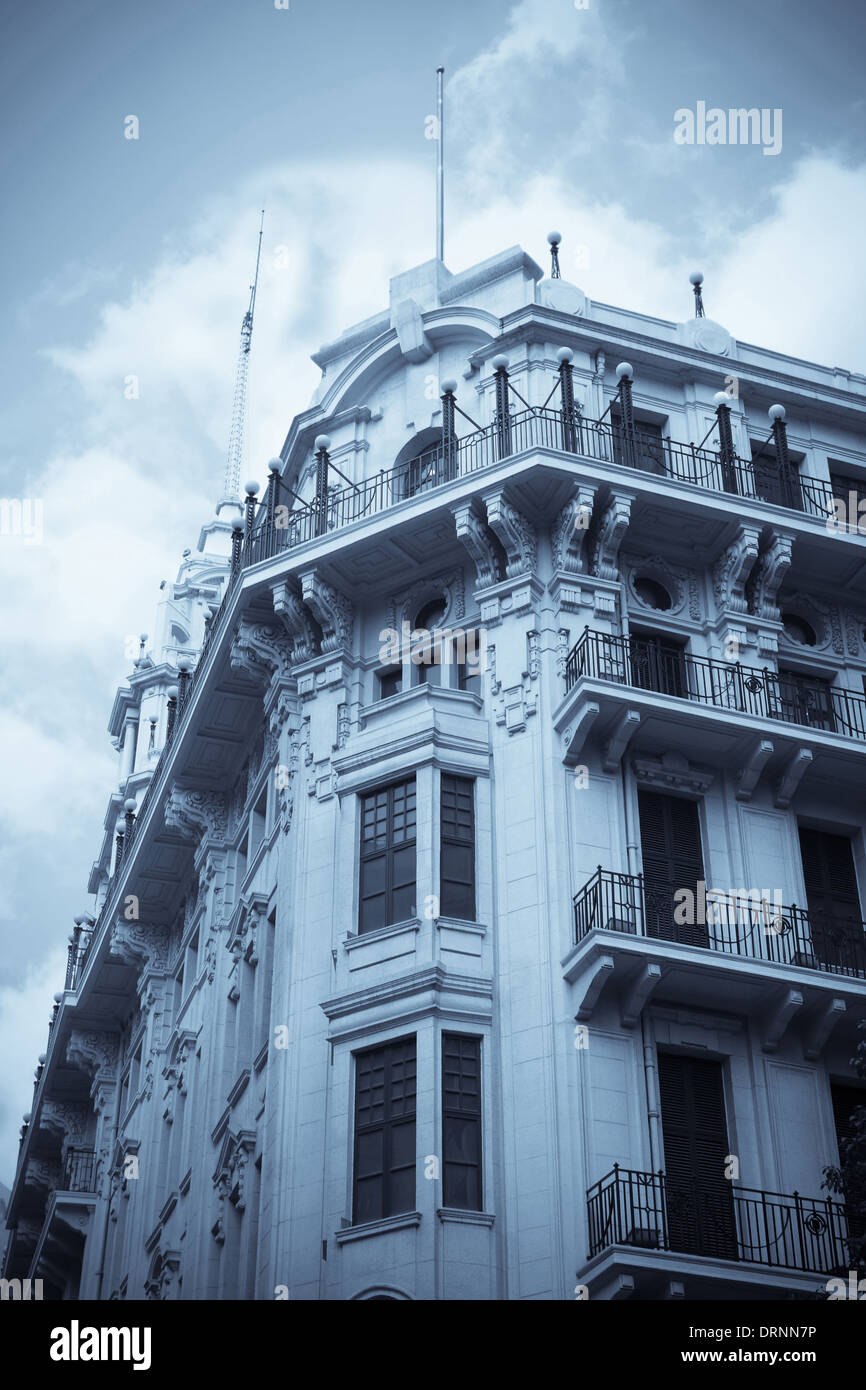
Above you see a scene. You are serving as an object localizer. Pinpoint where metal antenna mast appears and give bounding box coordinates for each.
[219,210,265,512]
[435,67,445,262]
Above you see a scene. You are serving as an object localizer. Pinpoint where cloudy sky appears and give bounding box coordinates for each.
[1,0,864,1183]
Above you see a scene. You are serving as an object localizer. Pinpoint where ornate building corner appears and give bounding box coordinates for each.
[299,571,354,654]
[590,492,633,581]
[451,497,501,589]
[483,488,537,579]
[712,526,761,616]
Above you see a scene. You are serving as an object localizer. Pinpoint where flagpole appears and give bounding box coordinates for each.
[436,66,445,262]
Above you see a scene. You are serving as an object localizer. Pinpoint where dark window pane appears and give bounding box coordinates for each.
[354,1038,417,1223]
[442,1035,482,1211]
[359,779,417,933]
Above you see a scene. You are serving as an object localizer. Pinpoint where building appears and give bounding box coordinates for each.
[4,238,866,1301]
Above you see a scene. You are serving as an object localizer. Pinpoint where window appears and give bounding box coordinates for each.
[458,659,482,696]
[638,790,706,947]
[250,790,267,856]
[353,1038,416,1223]
[750,440,803,508]
[359,779,417,933]
[658,1054,736,1259]
[442,1035,482,1210]
[781,612,817,647]
[611,411,666,474]
[440,774,475,921]
[830,468,866,512]
[377,665,402,700]
[633,576,672,611]
[629,631,688,699]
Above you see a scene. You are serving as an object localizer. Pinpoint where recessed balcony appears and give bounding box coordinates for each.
[579,1164,848,1299]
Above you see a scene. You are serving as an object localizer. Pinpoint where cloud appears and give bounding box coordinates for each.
[0,947,67,1187]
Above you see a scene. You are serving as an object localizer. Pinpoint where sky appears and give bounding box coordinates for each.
[0,0,865,1184]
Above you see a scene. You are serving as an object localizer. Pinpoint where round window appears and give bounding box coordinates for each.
[414,597,447,631]
[781,612,817,646]
[633,576,672,611]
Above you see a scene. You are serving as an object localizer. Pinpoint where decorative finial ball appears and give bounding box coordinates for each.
[616,362,634,381]
[123,797,137,814]
[768,403,786,422]
[491,354,510,371]
[244,479,259,496]
[53,993,63,1003]
[689,271,704,286]
[547,231,562,246]
[713,391,731,408]
[23,1112,31,1123]
[230,513,244,532]
[139,632,148,642]
[556,347,574,364]
[73,912,86,926]
[177,655,192,673]
[268,456,282,473]
[38,1054,46,1064]
[314,434,331,452]
[167,684,179,699]
[440,378,458,394]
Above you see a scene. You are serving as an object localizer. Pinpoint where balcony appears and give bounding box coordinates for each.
[565,628,866,743]
[62,1148,96,1194]
[584,1165,848,1292]
[574,867,866,980]
[246,406,836,572]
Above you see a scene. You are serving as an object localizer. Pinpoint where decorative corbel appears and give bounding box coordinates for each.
[551,484,596,574]
[712,525,761,615]
[230,619,294,687]
[164,786,229,847]
[747,531,794,621]
[484,487,537,578]
[299,571,354,654]
[590,492,633,581]
[451,498,502,589]
[271,578,322,663]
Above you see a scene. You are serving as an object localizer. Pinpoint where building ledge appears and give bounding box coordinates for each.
[335,1211,422,1245]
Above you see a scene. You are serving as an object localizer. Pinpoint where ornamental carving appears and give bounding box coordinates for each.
[551,484,596,575]
[387,570,465,630]
[110,920,171,973]
[746,532,793,620]
[712,526,760,615]
[40,1101,90,1148]
[590,493,632,581]
[66,1029,120,1081]
[164,787,229,845]
[485,488,537,578]
[230,620,294,687]
[271,577,321,663]
[452,498,501,589]
[300,571,354,653]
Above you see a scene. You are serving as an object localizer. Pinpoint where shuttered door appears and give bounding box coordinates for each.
[638,790,707,947]
[658,1053,737,1260]
[799,828,863,974]
[629,636,687,698]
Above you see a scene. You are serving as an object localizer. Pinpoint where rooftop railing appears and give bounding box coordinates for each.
[564,627,866,741]
[587,1165,848,1277]
[573,866,866,979]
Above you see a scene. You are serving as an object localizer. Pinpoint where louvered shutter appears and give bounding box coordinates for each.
[799,828,863,972]
[638,791,707,946]
[658,1054,736,1259]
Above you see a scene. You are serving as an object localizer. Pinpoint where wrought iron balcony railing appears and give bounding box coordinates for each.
[587,1165,848,1277]
[62,1147,96,1194]
[573,866,866,979]
[245,409,836,575]
[564,627,866,741]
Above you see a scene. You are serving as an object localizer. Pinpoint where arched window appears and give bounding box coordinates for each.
[393,429,445,500]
